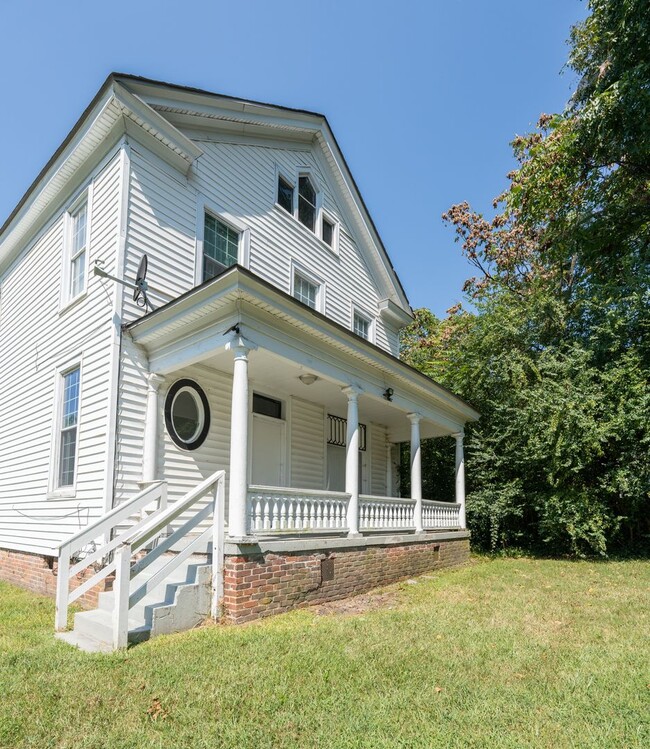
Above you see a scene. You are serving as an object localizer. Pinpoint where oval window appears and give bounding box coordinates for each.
[164,379,210,450]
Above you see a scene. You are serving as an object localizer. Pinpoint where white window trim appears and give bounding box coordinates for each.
[318,208,340,255]
[275,165,295,214]
[274,165,339,253]
[60,185,93,312]
[296,168,322,232]
[48,355,83,499]
[351,304,375,344]
[195,196,251,285]
[291,260,326,313]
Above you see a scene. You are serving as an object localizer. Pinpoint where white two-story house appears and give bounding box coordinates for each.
[0,74,478,650]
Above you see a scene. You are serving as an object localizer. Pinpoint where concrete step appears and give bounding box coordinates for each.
[61,555,213,651]
[56,629,114,654]
[73,608,151,646]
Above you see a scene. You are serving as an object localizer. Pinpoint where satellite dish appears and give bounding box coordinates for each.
[93,253,155,312]
[133,254,149,306]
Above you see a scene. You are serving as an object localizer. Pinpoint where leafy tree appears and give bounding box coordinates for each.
[401,0,650,556]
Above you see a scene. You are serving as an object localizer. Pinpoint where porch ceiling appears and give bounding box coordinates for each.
[126,266,479,434]
[203,345,451,442]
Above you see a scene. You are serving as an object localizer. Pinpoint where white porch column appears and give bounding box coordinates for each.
[454,431,466,528]
[226,336,257,538]
[142,373,164,483]
[342,385,361,537]
[408,413,423,533]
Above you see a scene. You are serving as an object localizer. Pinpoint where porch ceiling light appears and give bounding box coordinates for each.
[383,388,394,401]
[299,373,319,386]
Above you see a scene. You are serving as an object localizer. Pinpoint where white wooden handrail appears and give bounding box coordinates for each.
[111,470,225,649]
[55,481,167,631]
[55,471,226,649]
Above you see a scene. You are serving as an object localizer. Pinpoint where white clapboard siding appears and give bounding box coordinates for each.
[121,146,198,322]
[119,137,402,353]
[370,423,389,497]
[159,366,232,509]
[192,140,398,348]
[290,397,325,490]
[113,351,233,525]
[0,154,122,553]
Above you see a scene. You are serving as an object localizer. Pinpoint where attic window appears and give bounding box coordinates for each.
[277,176,294,213]
[298,175,317,231]
[322,216,335,247]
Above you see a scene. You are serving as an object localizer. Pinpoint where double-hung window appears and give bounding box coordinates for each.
[297,175,317,231]
[293,271,320,310]
[203,213,239,281]
[58,366,81,488]
[63,197,89,304]
[353,311,371,340]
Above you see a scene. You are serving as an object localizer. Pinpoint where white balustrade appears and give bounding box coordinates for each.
[422,500,462,529]
[248,486,350,533]
[359,495,416,530]
[247,487,462,534]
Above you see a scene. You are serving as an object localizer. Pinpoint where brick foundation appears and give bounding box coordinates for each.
[1,535,469,623]
[223,535,470,623]
[0,547,113,610]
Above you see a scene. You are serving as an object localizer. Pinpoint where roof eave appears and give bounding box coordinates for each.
[125,265,479,422]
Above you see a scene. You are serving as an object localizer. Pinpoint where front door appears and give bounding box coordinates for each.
[251,413,286,486]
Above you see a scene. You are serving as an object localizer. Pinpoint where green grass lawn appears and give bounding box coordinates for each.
[1,557,648,749]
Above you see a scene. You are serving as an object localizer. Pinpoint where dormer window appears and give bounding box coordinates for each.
[298,175,317,231]
[203,213,239,281]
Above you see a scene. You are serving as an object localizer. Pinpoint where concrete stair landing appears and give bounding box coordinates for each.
[56,556,212,652]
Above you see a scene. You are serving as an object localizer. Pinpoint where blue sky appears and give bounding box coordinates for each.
[0,0,587,316]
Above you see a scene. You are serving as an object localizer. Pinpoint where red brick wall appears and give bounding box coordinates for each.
[0,547,113,610]
[223,536,470,623]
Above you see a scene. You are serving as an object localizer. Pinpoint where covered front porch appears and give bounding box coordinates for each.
[126,266,477,544]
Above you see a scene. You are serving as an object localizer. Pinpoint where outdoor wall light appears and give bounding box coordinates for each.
[299,373,319,386]
[383,388,394,401]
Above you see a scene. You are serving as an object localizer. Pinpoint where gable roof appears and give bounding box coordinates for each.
[0,73,411,314]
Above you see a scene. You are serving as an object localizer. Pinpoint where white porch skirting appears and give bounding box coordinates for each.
[247,485,461,534]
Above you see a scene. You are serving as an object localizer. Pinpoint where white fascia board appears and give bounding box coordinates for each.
[121,78,325,130]
[0,89,122,270]
[112,82,203,171]
[315,125,412,314]
[0,83,203,273]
